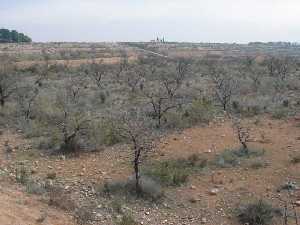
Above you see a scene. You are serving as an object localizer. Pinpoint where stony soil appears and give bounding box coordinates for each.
[0,115,299,225]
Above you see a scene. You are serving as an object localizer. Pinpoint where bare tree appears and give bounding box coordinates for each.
[116,109,154,194]
[142,59,190,127]
[17,87,39,121]
[233,119,251,155]
[241,57,265,91]
[35,49,50,87]
[143,83,184,128]
[0,58,17,107]
[53,93,91,153]
[212,70,237,111]
[84,60,109,88]
[265,56,293,82]
[125,64,146,93]
[65,75,87,104]
[115,52,130,80]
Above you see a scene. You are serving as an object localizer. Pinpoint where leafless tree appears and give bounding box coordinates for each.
[0,58,17,107]
[115,52,130,79]
[143,82,185,128]
[241,57,265,91]
[125,64,146,93]
[266,56,293,82]
[65,75,87,104]
[116,109,154,194]
[17,87,39,121]
[35,49,50,87]
[233,119,250,154]
[142,59,190,127]
[84,60,109,88]
[53,92,91,153]
[212,69,237,111]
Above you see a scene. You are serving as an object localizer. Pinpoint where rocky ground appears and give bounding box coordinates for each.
[0,115,299,225]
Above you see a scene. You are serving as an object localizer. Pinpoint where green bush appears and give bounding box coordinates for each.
[143,155,207,186]
[237,200,280,225]
[101,176,163,201]
[15,166,30,184]
[215,148,265,168]
[183,98,215,125]
[271,108,289,119]
[25,180,46,195]
[248,159,268,169]
[91,119,122,147]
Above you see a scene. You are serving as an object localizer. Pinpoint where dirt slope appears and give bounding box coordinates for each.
[0,183,75,225]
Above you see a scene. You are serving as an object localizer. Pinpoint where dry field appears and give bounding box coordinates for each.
[0,42,300,225]
[0,116,300,225]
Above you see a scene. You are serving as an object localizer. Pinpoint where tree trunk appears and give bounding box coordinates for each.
[133,145,141,195]
[0,98,4,107]
[134,159,140,194]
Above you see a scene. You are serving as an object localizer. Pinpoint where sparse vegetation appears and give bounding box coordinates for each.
[0,41,299,225]
[236,200,280,225]
[144,154,207,186]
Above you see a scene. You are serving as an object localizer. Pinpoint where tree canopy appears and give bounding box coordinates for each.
[0,29,32,43]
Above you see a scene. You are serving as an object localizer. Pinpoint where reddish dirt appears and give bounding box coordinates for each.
[0,116,300,225]
[0,182,75,225]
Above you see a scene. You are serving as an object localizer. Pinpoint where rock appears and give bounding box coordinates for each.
[295,201,300,207]
[145,211,150,215]
[205,149,212,153]
[190,185,196,190]
[209,188,219,195]
[201,217,207,223]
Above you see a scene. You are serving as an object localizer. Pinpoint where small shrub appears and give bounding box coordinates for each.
[76,204,95,225]
[143,155,207,186]
[91,119,123,147]
[102,180,126,196]
[48,185,76,211]
[291,154,300,164]
[248,159,268,169]
[237,200,280,225]
[215,149,240,167]
[271,108,289,119]
[117,214,137,225]
[111,199,123,214]
[25,180,46,195]
[183,98,215,125]
[215,148,264,168]
[59,137,82,154]
[122,176,164,200]
[101,176,163,201]
[15,166,30,184]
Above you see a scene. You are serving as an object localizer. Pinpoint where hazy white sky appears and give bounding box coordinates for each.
[1,0,300,43]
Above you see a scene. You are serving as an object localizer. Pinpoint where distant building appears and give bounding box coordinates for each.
[151,37,166,43]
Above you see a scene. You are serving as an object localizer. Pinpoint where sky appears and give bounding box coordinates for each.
[1,0,300,43]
